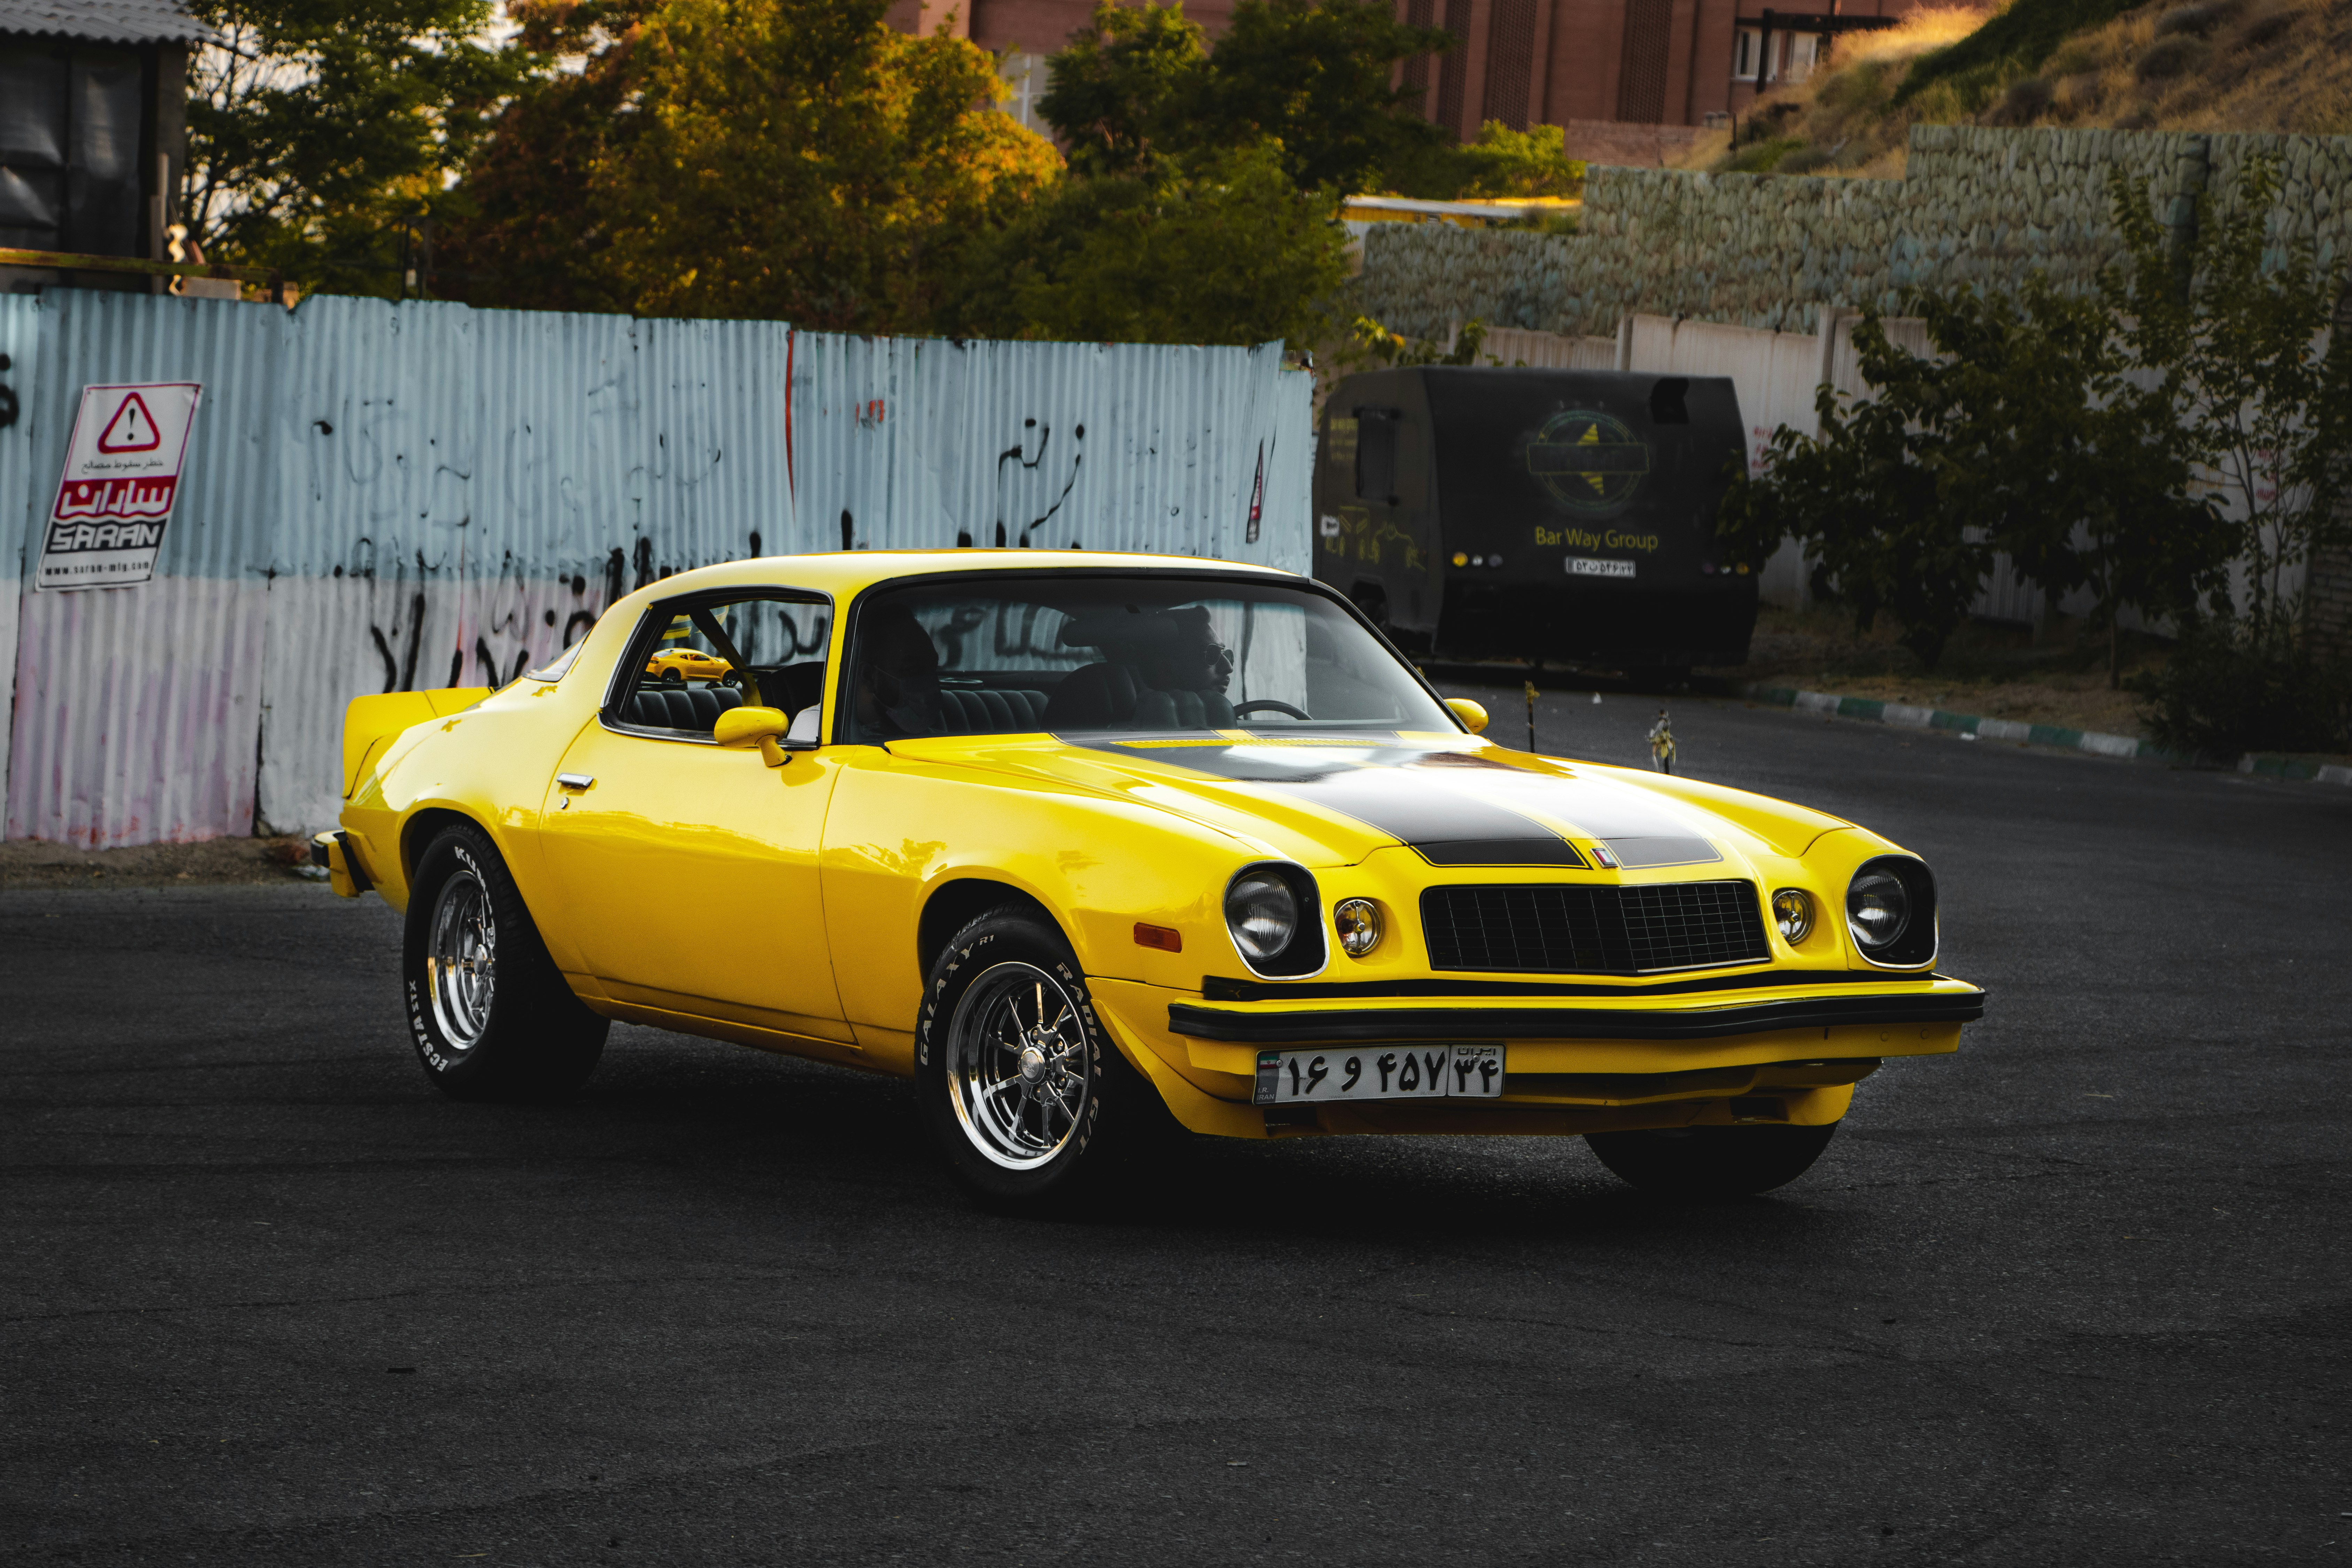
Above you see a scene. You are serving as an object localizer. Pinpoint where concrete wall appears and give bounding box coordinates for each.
[1355,125,2352,342]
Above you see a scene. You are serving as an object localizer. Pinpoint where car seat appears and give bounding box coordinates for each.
[625,685,746,733]
[1042,662,1235,730]
[936,688,1053,733]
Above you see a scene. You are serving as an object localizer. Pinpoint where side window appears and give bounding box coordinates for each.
[608,592,831,740]
[1355,408,1400,505]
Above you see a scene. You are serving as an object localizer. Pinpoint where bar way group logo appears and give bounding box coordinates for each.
[36,381,203,591]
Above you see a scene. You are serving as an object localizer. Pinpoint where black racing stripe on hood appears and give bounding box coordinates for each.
[1058,733,1587,867]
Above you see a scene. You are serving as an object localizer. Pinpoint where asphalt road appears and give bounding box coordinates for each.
[6,694,2347,1566]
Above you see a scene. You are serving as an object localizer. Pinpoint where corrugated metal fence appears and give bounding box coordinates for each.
[0,292,1313,848]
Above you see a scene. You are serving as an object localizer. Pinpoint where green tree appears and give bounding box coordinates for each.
[185,0,524,293]
[1718,315,1978,670]
[1448,122,1585,200]
[440,0,659,314]
[1190,0,1456,193]
[942,143,1349,348]
[1033,0,1210,179]
[2103,154,2351,653]
[1037,0,1453,195]
[1719,288,2210,673]
[2104,153,2352,754]
[462,0,1060,329]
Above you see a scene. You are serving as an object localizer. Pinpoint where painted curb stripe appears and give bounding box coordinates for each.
[1742,684,2348,785]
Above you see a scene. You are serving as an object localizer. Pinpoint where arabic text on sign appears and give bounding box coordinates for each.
[53,475,179,521]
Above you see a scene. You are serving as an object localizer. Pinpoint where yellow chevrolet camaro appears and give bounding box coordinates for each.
[317,551,1981,1206]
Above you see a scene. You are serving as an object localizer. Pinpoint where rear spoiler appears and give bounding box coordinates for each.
[341,687,489,798]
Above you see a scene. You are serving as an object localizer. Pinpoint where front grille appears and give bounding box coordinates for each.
[1422,881,1770,974]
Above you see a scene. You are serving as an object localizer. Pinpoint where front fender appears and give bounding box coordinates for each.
[820,748,1266,1057]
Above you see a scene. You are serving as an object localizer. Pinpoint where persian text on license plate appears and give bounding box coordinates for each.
[1567,556,1637,578]
[1253,1044,1503,1106]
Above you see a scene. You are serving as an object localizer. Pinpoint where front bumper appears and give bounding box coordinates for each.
[1086,973,1983,1140]
[1168,985,1984,1044]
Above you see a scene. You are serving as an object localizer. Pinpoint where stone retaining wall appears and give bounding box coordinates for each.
[1355,124,2352,342]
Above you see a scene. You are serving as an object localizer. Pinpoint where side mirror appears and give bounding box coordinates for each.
[714,705,794,766]
[1445,697,1490,734]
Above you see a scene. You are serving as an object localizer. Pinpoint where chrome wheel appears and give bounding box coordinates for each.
[426,866,497,1053]
[946,961,1090,1170]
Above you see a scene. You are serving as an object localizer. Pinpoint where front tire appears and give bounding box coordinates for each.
[1586,1121,1839,1197]
[403,822,608,1102]
[915,907,1166,1209]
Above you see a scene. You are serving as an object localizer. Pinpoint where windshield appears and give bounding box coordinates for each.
[843,573,1456,742]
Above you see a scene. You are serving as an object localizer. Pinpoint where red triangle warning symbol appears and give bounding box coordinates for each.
[97,392,163,453]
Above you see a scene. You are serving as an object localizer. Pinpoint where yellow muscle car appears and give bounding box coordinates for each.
[316,551,1981,1207]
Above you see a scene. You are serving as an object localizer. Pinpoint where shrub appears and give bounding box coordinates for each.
[2242,6,2296,45]
[2137,33,2204,79]
[2135,624,2352,758]
[2153,1,2230,36]
[1996,76,2055,119]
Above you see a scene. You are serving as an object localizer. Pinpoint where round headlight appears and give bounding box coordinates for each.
[1846,870,1911,950]
[1333,898,1383,958]
[1771,888,1814,944]
[1226,871,1298,963]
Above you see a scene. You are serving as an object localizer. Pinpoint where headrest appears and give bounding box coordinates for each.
[862,604,938,676]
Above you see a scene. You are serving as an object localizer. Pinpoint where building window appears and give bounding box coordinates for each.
[1784,33,1820,84]
[1733,28,1758,82]
[998,51,1047,135]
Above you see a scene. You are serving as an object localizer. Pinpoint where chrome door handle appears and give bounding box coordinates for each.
[556,773,594,790]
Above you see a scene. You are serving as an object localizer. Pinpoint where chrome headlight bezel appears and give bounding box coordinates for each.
[1770,887,1815,945]
[1844,856,1939,969]
[1332,897,1384,958]
[1223,863,1326,978]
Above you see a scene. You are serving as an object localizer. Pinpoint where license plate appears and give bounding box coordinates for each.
[1253,1044,1503,1105]
[1567,556,1637,578]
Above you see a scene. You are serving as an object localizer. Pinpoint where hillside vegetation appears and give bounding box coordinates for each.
[1706,0,2352,178]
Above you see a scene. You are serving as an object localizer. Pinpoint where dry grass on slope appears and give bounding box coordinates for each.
[1980,0,2352,134]
[1708,0,2351,180]
[1697,7,1995,176]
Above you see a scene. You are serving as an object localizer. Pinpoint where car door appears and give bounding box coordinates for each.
[534,588,853,1048]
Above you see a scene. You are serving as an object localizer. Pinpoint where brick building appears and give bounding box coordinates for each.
[891,0,1924,149]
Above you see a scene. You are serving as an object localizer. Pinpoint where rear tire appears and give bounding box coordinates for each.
[1586,1121,1839,1197]
[403,821,608,1102]
[915,906,1174,1211]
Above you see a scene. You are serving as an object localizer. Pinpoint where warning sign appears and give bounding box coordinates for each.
[96,392,165,453]
[36,382,202,591]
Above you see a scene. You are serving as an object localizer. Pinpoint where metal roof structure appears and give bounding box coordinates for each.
[0,0,218,44]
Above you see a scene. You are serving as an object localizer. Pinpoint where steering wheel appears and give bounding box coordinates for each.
[1233,699,1310,721]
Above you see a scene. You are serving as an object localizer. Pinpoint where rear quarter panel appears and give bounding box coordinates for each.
[340,677,599,968]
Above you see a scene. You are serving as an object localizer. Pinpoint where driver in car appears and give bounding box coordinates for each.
[854,604,944,738]
[1135,605,1235,701]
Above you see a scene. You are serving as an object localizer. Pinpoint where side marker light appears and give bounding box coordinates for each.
[1134,923,1182,953]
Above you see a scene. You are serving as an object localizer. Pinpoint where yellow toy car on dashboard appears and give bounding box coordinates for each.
[320,551,1981,1208]
[644,647,733,685]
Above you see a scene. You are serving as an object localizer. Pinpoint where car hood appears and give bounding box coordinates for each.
[883,729,1854,870]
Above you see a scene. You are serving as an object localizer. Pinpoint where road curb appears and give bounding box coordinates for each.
[1741,684,2352,787]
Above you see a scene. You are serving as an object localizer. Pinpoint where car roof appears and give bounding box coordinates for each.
[611,550,1300,613]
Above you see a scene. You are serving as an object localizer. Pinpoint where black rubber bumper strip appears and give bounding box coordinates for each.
[1167,988,1986,1044]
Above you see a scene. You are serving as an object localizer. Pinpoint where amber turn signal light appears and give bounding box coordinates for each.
[1133,922,1182,952]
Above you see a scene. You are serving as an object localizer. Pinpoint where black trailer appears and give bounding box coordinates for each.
[1312,367,1757,673]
